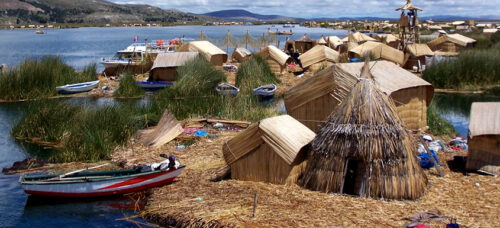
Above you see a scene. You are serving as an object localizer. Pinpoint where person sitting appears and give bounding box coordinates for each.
[168,155,176,170]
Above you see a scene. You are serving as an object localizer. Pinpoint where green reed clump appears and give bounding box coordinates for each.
[427,101,457,136]
[153,56,278,121]
[113,72,145,97]
[235,55,280,95]
[423,46,500,89]
[12,100,149,162]
[0,57,97,100]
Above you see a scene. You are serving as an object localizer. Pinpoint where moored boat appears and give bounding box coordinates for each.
[56,80,100,94]
[19,160,185,198]
[216,82,240,97]
[253,83,277,99]
[136,81,174,91]
[101,41,179,69]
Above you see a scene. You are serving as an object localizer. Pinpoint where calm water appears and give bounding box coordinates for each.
[0,100,151,228]
[432,93,500,137]
[0,25,348,71]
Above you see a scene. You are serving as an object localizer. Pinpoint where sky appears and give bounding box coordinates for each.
[109,0,499,18]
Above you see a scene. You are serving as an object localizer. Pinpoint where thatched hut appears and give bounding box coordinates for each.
[325,36,343,51]
[286,34,315,53]
[232,48,252,62]
[222,115,316,184]
[300,60,427,200]
[375,34,400,49]
[427,34,476,53]
[255,45,292,74]
[284,60,433,132]
[177,41,228,66]
[341,32,376,44]
[298,45,340,71]
[348,41,405,66]
[466,102,500,175]
[149,52,199,81]
[404,44,434,71]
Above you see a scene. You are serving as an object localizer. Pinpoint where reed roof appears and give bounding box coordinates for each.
[232,48,252,58]
[376,34,400,43]
[349,41,405,65]
[177,41,228,62]
[151,52,199,70]
[396,0,422,11]
[222,115,315,165]
[406,44,434,57]
[341,32,376,44]
[427,34,476,47]
[284,61,433,113]
[469,102,500,137]
[300,59,427,200]
[325,36,343,48]
[296,34,313,42]
[298,45,340,68]
[256,45,292,66]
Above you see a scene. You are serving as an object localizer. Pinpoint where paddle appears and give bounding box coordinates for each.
[46,163,109,181]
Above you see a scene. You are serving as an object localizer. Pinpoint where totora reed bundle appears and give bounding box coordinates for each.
[300,57,427,200]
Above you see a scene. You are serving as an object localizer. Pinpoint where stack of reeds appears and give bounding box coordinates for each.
[300,57,427,200]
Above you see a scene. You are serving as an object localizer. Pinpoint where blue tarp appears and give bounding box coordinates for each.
[418,150,439,169]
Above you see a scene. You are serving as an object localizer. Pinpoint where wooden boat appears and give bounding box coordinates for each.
[268,28,293,35]
[253,83,277,99]
[136,81,174,91]
[56,80,100,94]
[216,83,239,97]
[35,28,45,34]
[19,161,185,198]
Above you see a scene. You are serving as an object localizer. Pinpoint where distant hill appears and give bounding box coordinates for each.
[0,0,208,25]
[203,9,296,21]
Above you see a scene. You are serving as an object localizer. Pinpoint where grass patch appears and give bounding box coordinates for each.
[0,57,97,101]
[12,100,150,162]
[423,45,500,89]
[427,101,457,136]
[113,72,145,97]
[235,55,280,95]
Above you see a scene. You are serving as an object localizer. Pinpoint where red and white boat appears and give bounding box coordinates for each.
[19,160,184,198]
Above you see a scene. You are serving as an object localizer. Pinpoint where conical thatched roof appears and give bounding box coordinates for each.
[300,59,427,200]
[296,34,313,42]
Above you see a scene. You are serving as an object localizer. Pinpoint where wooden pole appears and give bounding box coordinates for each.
[252,192,257,217]
[421,138,444,177]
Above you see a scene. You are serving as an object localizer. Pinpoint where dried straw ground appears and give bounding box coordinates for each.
[110,128,500,227]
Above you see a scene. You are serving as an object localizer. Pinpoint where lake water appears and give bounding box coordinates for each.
[0,25,348,71]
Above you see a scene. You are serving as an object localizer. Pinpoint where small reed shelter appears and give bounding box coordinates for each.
[324,36,344,51]
[298,45,340,71]
[348,41,406,66]
[148,52,199,81]
[427,34,476,54]
[256,45,292,74]
[177,41,228,66]
[300,59,427,200]
[375,34,400,49]
[222,115,316,184]
[405,43,434,71]
[231,48,252,62]
[285,34,315,53]
[341,32,376,44]
[284,61,433,132]
[466,102,500,175]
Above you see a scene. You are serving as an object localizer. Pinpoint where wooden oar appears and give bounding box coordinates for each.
[47,163,109,181]
[59,163,109,178]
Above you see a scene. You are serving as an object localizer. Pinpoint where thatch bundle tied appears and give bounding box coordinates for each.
[300,59,427,200]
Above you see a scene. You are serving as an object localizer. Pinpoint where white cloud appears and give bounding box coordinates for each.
[110,0,499,18]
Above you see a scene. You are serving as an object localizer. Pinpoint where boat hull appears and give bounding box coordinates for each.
[56,80,100,94]
[21,167,184,197]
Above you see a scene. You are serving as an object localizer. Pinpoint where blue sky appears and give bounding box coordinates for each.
[109,0,499,18]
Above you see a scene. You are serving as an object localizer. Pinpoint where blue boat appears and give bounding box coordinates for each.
[136,81,174,91]
[253,83,277,100]
[56,80,100,94]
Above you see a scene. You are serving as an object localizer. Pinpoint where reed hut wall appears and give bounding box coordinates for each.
[466,135,500,175]
[284,61,433,132]
[150,67,177,81]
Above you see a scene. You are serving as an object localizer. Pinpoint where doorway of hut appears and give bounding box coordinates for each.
[341,159,364,196]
